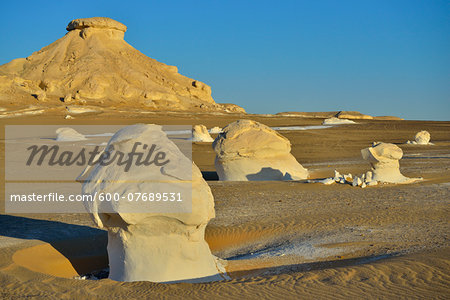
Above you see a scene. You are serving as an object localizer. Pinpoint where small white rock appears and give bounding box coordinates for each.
[352,176,362,187]
[365,171,373,182]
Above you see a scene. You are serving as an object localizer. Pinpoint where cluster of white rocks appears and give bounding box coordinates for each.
[311,142,422,187]
[310,170,377,188]
[77,120,426,284]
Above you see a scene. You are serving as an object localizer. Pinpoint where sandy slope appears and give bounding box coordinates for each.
[0,113,449,299]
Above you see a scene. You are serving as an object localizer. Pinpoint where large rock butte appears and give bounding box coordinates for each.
[0,17,244,113]
[80,124,223,282]
[212,120,308,181]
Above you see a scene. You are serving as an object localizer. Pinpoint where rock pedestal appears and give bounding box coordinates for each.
[361,142,412,183]
[80,124,221,282]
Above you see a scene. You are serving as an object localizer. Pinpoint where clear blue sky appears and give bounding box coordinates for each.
[1,0,449,120]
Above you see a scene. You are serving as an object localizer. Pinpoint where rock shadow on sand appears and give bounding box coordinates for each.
[0,215,108,276]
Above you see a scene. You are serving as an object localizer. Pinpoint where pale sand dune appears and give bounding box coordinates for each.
[0,114,449,298]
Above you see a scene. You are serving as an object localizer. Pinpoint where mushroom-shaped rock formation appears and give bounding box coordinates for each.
[0,17,244,113]
[55,127,86,141]
[192,125,214,142]
[414,130,431,145]
[212,120,308,181]
[361,142,420,184]
[80,124,223,282]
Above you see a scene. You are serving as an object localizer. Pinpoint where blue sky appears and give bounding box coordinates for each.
[0,0,448,120]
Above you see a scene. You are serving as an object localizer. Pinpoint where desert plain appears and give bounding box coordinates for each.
[0,112,449,299]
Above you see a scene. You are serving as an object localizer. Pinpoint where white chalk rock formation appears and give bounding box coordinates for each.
[55,127,86,141]
[322,117,356,125]
[192,125,214,142]
[414,130,431,145]
[80,124,222,283]
[209,126,222,134]
[213,120,308,181]
[361,142,420,184]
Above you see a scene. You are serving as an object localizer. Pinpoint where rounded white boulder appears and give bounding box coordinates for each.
[414,131,431,145]
[212,120,308,181]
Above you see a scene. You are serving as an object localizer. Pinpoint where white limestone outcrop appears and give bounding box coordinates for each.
[212,120,308,181]
[322,117,356,125]
[192,124,214,142]
[80,124,223,283]
[55,127,86,141]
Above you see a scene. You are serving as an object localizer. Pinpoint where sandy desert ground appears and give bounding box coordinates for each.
[0,112,449,299]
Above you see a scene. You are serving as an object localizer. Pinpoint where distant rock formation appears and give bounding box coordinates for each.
[335,111,373,120]
[322,117,355,125]
[80,124,223,282]
[212,120,308,181]
[276,111,339,118]
[192,125,214,142]
[55,127,86,141]
[406,130,432,145]
[0,17,245,113]
[414,131,431,145]
[276,111,403,120]
[209,126,222,134]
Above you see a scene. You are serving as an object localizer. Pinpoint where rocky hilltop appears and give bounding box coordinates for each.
[0,17,245,113]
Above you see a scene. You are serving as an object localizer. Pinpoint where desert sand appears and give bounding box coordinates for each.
[0,112,449,299]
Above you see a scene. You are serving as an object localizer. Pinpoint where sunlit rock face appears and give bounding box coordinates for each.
[414,131,431,145]
[0,17,245,113]
[212,120,308,181]
[55,127,86,141]
[192,124,214,142]
[361,142,418,184]
[80,124,222,283]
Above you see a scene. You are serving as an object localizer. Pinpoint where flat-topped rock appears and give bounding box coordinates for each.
[66,17,127,32]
